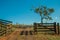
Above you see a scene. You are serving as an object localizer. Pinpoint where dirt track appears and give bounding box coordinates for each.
[0,28,36,40]
[0,28,22,40]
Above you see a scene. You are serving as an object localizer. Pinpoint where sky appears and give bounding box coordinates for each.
[0,0,60,25]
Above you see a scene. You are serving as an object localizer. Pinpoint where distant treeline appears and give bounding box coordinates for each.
[12,24,33,28]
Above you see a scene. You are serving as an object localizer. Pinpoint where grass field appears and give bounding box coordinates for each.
[17,27,60,40]
[17,33,60,40]
[0,27,60,40]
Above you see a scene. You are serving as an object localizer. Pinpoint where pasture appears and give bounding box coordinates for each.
[0,19,60,40]
[0,27,60,40]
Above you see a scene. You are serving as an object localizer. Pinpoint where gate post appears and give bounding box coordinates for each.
[57,23,59,35]
[54,22,56,34]
[34,23,37,34]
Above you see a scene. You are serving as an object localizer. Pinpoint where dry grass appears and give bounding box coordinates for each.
[0,28,60,40]
[17,27,60,40]
[17,33,60,40]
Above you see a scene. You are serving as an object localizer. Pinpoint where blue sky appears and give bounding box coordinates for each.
[0,0,60,24]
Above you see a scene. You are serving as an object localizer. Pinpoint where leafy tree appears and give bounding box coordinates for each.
[33,6,54,23]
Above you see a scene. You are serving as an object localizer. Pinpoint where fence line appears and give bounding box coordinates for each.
[0,19,12,36]
[33,22,59,35]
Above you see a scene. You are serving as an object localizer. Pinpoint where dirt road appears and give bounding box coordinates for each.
[0,28,35,40]
[0,28,22,40]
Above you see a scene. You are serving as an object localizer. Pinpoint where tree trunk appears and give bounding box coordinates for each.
[41,15,43,23]
[41,17,43,23]
[41,16,43,26]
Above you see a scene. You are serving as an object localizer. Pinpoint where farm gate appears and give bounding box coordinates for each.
[33,22,59,34]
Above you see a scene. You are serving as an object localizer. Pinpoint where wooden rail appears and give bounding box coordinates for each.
[33,22,60,35]
[0,19,12,36]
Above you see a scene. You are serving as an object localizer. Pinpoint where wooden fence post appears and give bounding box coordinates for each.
[54,22,56,34]
[34,23,37,34]
[57,23,59,35]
